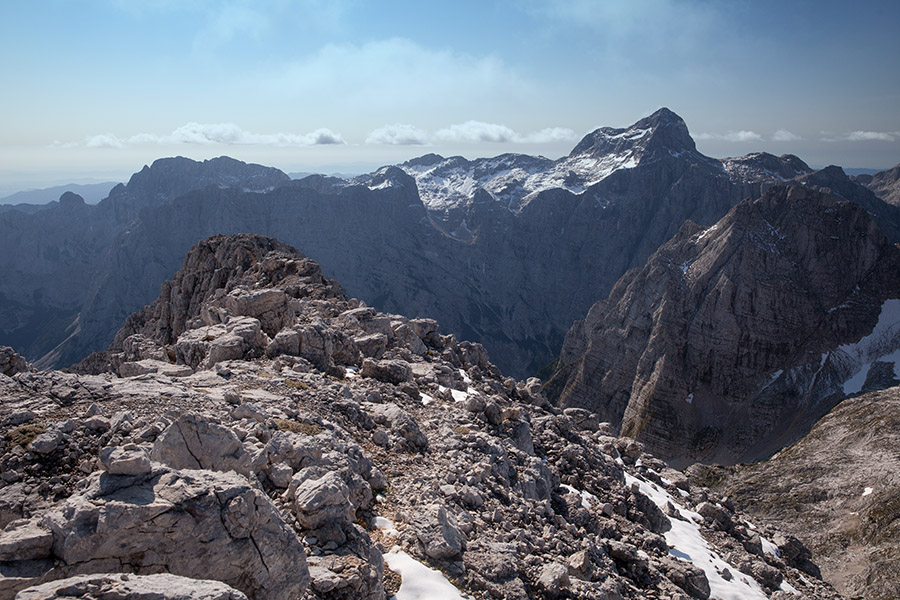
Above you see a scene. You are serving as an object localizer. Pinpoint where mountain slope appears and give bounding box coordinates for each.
[546,185,900,466]
[0,157,290,366]
[856,162,900,206]
[694,385,900,600]
[7,110,899,383]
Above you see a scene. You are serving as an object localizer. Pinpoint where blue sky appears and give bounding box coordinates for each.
[2,0,899,194]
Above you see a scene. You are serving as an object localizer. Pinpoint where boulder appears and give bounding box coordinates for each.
[0,347,29,376]
[292,471,355,545]
[151,413,252,476]
[360,358,411,384]
[408,504,464,560]
[29,467,308,600]
[99,445,152,476]
[15,573,248,600]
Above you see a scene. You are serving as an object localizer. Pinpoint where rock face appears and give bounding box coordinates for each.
[0,233,843,600]
[547,185,900,466]
[0,157,289,367]
[695,384,900,600]
[0,465,308,600]
[857,162,900,206]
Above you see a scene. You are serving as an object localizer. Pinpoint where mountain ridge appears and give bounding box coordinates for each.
[545,184,900,466]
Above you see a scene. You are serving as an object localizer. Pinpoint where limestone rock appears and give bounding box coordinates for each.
[0,348,29,377]
[408,504,465,560]
[15,572,248,600]
[151,413,252,476]
[33,467,308,600]
[98,445,151,476]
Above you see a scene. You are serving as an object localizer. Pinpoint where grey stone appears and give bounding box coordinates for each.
[151,413,252,476]
[99,445,152,476]
[15,571,248,600]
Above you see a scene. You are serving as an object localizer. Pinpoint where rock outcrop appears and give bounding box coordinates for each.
[547,185,900,465]
[0,464,307,600]
[15,573,248,600]
[857,162,900,206]
[0,234,843,599]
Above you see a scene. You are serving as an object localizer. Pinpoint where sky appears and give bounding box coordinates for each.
[1,0,899,195]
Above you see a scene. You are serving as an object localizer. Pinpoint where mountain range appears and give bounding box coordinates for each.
[5,109,899,386]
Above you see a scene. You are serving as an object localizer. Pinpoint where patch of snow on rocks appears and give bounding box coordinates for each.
[624,473,768,600]
[761,536,781,557]
[862,486,874,497]
[373,516,398,537]
[384,548,467,600]
[780,579,801,595]
[826,299,900,394]
[560,484,599,509]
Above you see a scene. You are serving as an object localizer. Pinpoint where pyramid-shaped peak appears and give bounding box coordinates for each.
[570,108,696,158]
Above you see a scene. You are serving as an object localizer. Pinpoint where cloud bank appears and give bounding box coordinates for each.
[365,121,576,145]
[78,123,344,148]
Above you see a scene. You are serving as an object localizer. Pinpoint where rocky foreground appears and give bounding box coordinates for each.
[1,235,842,599]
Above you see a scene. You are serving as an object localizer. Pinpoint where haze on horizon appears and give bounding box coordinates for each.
[2,0,898,196]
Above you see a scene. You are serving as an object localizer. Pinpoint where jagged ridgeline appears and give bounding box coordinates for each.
[1,234,842,599]
[3,109,899,383]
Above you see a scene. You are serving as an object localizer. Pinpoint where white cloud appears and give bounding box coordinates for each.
[434,121,576,144]
[845,130,896,142]
[821,130,899,142]
[518,127,577,143]
[435,121,517,143]
[772,129,801,142]
[365,124,429,145]
[75,123,343,148]
[85,134,126,149]
[695,130,763,142]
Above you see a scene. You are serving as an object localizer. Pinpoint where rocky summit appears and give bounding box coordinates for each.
[546,185,900,466]
[0,234,842,599]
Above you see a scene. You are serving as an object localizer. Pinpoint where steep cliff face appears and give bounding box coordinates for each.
[547,185,900,466]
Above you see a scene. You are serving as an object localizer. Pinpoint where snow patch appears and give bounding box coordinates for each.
[760,536,780,557]
[779,580,801,595]
[368,179,393,191]
[825,299,900,395]
[684,393,694,404]
[624,472,768,600]
[384,548,466,600]
[862,487,873,497]
[560,484,599,509]
[438,385,470,403]
[373,516,398,537]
